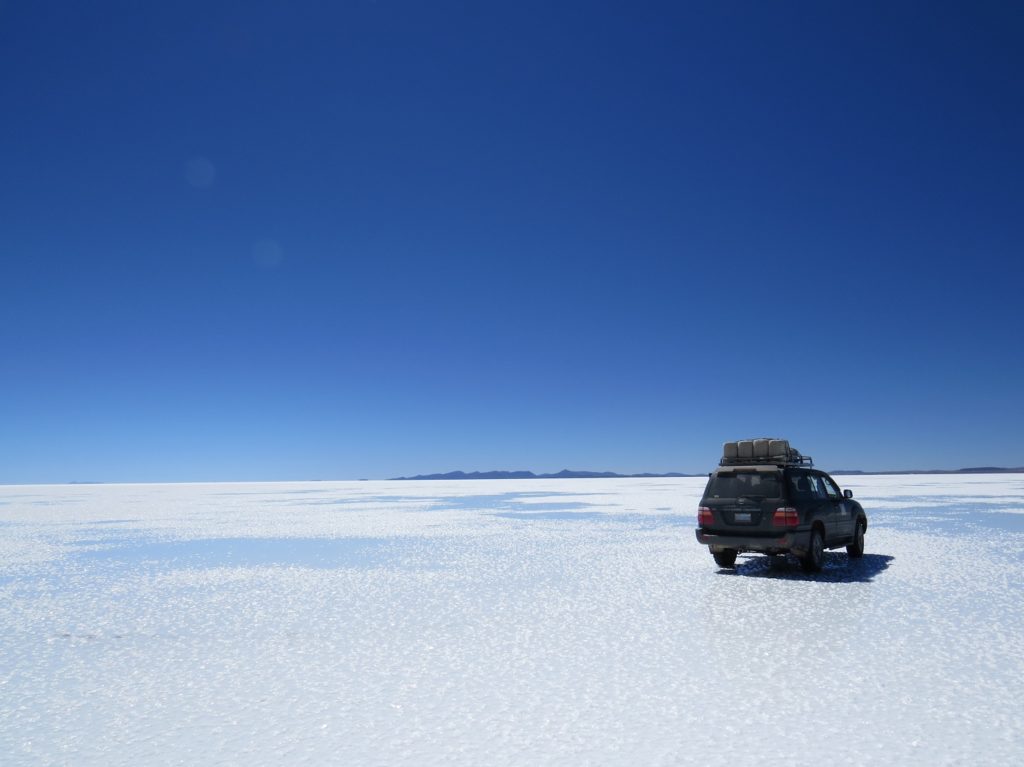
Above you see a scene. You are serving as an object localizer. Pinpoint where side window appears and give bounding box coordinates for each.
[807,475,823,498]
[820,475,839,499]
[789,472,811,499]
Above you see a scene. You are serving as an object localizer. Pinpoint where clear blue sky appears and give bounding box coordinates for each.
[2,1,1022,482]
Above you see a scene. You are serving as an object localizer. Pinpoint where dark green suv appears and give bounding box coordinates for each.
[694,438,867,572]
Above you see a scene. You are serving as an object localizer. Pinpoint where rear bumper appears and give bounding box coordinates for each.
[695,528,813,556]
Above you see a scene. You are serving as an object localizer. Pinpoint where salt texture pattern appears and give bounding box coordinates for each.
[2,475,1023,765]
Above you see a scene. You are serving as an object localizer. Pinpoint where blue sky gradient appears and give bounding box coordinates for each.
[2,1,1022,482]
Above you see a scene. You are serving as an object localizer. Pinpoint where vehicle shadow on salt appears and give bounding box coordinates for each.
[722,552,894,583]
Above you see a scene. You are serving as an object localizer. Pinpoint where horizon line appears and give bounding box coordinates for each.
[3,465,1024,487]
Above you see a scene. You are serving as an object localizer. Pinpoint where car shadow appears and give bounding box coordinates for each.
[719,552,894,583]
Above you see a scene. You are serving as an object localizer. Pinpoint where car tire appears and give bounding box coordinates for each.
[713,549,737,568]
[801,529,825,573]
[847,521,865,558]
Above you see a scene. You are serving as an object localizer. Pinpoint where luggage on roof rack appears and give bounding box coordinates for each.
[720,438,813,467]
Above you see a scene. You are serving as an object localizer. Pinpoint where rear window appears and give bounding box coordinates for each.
[704,471,781,500]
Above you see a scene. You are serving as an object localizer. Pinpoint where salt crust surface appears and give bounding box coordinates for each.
[2,475,1023,765]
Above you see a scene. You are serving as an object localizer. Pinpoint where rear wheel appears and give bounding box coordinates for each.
[847,522,865,558]
[801,529,825,573]
[712,549,737,568]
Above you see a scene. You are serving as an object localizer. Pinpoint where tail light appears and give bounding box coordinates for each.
[698,507,714,526]
[772,507,799,527]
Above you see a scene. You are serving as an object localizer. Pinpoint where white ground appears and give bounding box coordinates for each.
[2,475,1022,766]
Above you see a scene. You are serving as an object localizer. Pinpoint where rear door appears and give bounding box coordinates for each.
[702,469,783,534]
[820,473,852,539]
[787,469,826,528]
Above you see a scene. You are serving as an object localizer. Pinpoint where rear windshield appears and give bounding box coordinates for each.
[704,471,782,500]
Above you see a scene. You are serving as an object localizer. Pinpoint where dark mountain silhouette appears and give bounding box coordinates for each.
[394,467,1024,480]
[831,467,1024,475]
[391,469,694,480]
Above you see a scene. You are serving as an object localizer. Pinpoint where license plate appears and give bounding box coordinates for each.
[734,512,752,523]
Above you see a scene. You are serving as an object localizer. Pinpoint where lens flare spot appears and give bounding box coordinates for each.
[184,157,217,187]
[252,239,284,268]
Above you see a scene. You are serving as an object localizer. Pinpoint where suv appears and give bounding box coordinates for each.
[694,438,867,572]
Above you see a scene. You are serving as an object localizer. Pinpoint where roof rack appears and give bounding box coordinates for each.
[719,438,814,468]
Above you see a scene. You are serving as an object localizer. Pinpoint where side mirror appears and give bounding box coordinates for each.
[844,489,853,499]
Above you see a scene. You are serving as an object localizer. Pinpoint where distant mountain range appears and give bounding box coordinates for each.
[830,467,1024,475]
[393,467,1024,480]
[390,469,695,480]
